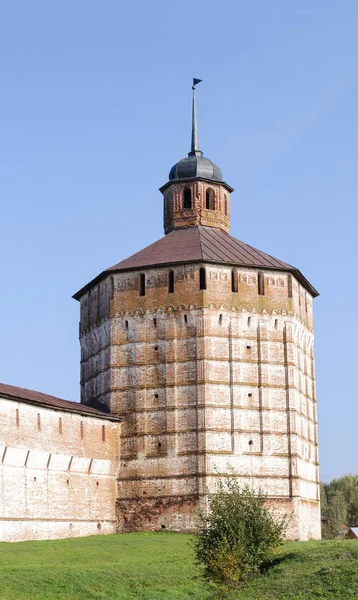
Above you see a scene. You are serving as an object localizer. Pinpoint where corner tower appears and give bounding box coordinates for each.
[73,81,321,540]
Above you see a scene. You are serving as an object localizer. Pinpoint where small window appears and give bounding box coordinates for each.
[109,276,114,299]
[154,346,158,351]
[231,269,238,293]
[153,318,157,328]
[287,274,293,299]
[154,394,159,399]
[219,314,223,326]
[224,194,228,216]
[80,421,84,439]
[184,314,188,325]
[206,188,215,210]
[274,319,278,330]
[139,273,145,297]
[16,409,20,427]
[59,417,63,435]
[102,425,106,442]
[125,320,129,330]
[199,267,206,290]
[168,270,174,293]
[183,188,192,209]
[258,272,265,296]
[247,316,251,328]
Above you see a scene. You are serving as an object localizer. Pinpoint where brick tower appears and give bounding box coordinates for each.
[73,81,320,540]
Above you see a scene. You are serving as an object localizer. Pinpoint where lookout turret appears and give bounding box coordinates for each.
[160,79,233,234]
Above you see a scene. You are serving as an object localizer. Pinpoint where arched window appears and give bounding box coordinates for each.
[183,188,192,209]
[199,267,206,290]
[168,269,174,293]
[231,269,238,293]
[206,188,215,210]
[224,194,228,216]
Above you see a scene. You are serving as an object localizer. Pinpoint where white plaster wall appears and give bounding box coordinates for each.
[0,397,121,542]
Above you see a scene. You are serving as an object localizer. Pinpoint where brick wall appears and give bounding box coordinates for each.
[0,397,121,542]
[80,261,320,540]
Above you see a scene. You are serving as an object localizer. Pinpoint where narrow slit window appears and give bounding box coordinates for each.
[59,417,63,435]
[125,320,129,330]
[183,188,192,209]
[184,314,188,325]
[168,270,174,293]
[139,273,145,297]
[153,318,157,328]
[248,316,251,328]
[37,413,41,431]
[80,421,84,439]
[287,274,293,298]
[274,319,278,330]
[231,269,238,293]
[258,272,265,296]
[16,409,20,427]
[219,314,223,326]
[199,267,206,290]
[102,425,106,442]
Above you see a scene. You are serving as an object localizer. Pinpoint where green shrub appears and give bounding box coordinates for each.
[192,476,287,585]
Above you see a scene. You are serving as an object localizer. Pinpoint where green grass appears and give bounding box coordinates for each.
[0,533,357,599]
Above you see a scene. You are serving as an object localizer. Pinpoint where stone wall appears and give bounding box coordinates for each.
[0,397,121,542]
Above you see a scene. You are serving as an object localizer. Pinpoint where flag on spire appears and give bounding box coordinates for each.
[192,78,202,89]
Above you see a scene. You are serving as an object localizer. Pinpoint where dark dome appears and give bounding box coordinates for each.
[169,155,222,182]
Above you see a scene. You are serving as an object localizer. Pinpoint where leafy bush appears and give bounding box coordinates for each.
[192,476,287,585]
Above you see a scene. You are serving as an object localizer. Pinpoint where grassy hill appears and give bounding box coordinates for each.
[0,533,357,599]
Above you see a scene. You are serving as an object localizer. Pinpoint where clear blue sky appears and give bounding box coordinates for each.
[0,1,357,482]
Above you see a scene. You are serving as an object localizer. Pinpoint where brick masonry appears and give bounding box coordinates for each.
[79,257,320,540]
[0,150,320,542]
[0,397,121,541]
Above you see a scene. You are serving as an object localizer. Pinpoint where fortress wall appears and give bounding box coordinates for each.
[0,396,121,542]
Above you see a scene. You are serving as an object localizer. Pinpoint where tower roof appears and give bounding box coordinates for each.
[73,226,318,299]
[168,79,223,183]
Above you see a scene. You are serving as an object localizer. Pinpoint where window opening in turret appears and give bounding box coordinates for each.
[199,267,206,290]
[258,272,265,296]
[139,273,145,297]
[168,270,174,293]
[206,188,215,210]
[224,194,228,216]
[231,269,238,293]
[183,188,192,209]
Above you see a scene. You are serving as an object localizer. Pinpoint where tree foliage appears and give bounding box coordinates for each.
[192,477,287,585]
[321,474,358,539]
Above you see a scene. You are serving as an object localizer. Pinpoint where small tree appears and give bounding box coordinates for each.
[192,476,287,586]
[323,491,348,539]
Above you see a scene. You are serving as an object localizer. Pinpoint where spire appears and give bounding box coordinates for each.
[189,78,203,157]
